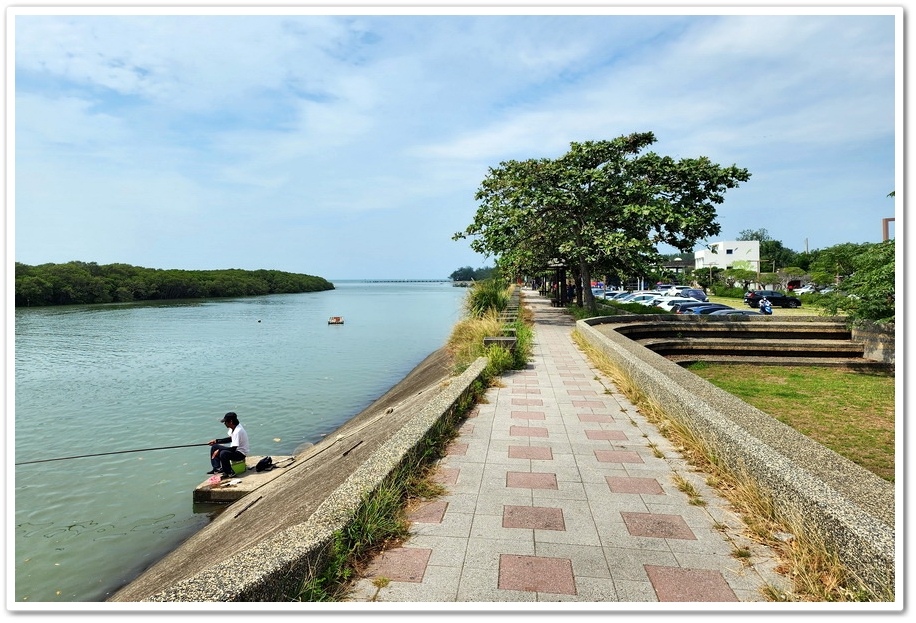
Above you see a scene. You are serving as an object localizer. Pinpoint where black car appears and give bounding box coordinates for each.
[672,301,720,313]
[744,290,801,309]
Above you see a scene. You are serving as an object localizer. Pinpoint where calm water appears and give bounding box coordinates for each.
[12,281,468,603]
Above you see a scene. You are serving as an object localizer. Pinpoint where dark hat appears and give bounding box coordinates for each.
[220,412,238,424]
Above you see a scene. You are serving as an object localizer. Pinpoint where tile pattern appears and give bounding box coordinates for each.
[344,288,789,604]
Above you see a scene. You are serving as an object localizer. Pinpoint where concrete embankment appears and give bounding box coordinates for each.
[108,347,487,602]
[576,316,895,595]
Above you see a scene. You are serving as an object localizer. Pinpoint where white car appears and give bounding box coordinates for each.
[793,285,819,295]
[625,293,664,305]
[663,285,693,297]
[656,297,705,312]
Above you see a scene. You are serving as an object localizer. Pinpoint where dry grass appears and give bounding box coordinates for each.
[571,329,887,602]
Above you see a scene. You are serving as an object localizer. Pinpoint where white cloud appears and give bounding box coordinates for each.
[10,10,898,277]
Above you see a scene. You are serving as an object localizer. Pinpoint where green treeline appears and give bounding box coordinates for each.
[15,261,335,307]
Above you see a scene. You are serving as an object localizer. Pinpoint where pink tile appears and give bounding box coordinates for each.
[503,505,565,530]
[512,387,542,395]
[594,449,643,464]
[508,445,553,460]
[433,467,459,485]
[645,565,738,601]
[573,400,605,408]
[622,512,697,540]
[498,554,576,595]
[364,547,432,583]
[511,410,546,420]
[606,476,664,495]
[409,500,448,523]
[510,425,549,438]
[506,471,558,489]
[585,429,627,441]
[447,442,468,456]
[459,424,475,434]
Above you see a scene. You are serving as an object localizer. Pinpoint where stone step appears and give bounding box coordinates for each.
[668,354,892,372]
[193,455,296,504]
[641,337,865,358]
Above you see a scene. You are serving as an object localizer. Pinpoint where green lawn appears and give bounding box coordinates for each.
[686,363,895,482]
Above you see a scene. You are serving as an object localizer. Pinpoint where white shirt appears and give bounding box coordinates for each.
[229,424,250,456]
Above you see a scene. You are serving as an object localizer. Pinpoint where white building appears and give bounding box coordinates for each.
[694,240,760,271]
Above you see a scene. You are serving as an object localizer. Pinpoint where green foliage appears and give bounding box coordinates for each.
[449,265,495,281]
[464,278,511,318]
[722,268,757,290]
[812,240,895,324]
[806,242,867,284]
[14,261,333,307]
[454,132,750,311]
[711,284,745,298]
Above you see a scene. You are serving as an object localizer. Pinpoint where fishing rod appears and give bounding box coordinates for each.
[14,442,213,465]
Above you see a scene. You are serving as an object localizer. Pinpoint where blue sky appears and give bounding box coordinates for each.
[9,6,900,280]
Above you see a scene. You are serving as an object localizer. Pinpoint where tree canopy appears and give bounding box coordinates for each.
[811,240,895,324]
[454,132,750,309]
[15,261,334,307]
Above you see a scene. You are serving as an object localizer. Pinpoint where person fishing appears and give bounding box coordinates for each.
[207,411,249,478]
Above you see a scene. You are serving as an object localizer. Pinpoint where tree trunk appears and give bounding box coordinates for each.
[580,259,596,313]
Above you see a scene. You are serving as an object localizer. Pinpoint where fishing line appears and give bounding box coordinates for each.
[14,442,213,465]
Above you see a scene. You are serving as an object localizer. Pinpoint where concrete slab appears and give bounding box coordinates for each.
[192,455,295,504]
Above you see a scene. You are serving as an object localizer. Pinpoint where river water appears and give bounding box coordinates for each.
[11,280,468,603]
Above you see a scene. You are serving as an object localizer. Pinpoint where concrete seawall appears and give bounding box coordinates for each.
[111,355,489,602]
[576,316,895,595]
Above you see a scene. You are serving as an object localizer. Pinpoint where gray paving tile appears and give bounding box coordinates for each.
[345,288,788,604]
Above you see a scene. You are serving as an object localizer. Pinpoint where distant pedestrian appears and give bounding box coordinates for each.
[207,412,249,478]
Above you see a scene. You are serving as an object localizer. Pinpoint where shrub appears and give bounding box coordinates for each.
[464,278,511,318]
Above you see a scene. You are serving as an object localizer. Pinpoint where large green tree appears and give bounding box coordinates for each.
[813,240,895,324]
[455,132,750,310]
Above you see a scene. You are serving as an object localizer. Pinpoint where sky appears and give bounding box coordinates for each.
[7,4,901,281]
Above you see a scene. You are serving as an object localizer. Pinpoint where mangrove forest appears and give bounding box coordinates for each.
[14,261,334,307]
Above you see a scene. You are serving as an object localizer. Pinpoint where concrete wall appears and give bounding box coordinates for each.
[852,321,895,365]
[576,317,895,596]
[143,357,490,602]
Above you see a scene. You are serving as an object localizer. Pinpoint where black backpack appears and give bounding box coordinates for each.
[255,456,274,472]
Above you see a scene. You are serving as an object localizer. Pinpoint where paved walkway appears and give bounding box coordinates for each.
[345,288,788,605]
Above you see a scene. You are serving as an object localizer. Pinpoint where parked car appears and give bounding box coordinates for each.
[708,309,762,316]
[616,291,661,303]
[656,297,703,312]
[681,304,736,314]
[792,285,819,295]
[672,301,718,314]
[662,285,693,297]
[621,293,663,305]
[604,291,631,300]
[680,288,709,302]
[743,290,801,309]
